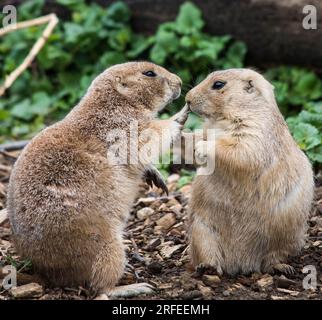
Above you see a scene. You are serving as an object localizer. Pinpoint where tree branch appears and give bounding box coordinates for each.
[0,14,59,96]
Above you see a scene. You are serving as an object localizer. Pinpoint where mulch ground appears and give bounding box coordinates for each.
[0,149,321,300]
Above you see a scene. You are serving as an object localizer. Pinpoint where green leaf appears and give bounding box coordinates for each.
[289,122,321,151]
[108,27,132,51]
[0,110,10,121]
[175,2,204,34]
[19,0,45,20]
[99,52,127,67]
[64,22,85,43]
[293,71,322,101]
[177,169,195,188]
[56,0,85,9]
[10,99,33,121]
[150,44,168,65]
[106,1,131,24]
[127,35,152,58]
[185,113,202,130]
[176,69,192,84]
[38,45,71,69]
[155,29,178,53]
[299,110,322,129]
[29,92,52,116]
[195,38,228,60]
[307,146,322,163]
[12,124,30,137]
[222,41,247,68]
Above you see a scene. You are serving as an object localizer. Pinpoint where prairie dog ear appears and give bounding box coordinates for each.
[243,79,256,94]
[115,75,127,87]
[114,75,130,95]
[243,76,276,104]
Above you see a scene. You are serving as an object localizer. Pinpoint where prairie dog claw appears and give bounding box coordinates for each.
[273,263,296,275]
[143,165,168,195]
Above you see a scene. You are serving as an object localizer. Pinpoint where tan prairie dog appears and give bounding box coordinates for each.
[7,62,189,297]
[186,68,314,275]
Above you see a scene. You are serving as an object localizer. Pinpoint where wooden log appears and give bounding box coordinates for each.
[102,0,322,71]
[0,140,29,152]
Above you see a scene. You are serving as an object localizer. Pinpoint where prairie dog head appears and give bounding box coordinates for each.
[89,61,182,113]
[185,69,276,121]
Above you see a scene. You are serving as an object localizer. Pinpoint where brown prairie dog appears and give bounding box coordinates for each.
[7,62,189,297]
[186,68,314,275]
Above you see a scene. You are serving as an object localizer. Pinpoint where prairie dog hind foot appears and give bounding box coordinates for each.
[194,263,223,277]
[273,263,296,275]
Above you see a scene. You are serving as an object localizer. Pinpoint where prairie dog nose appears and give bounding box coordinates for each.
[168,75,182,88]
[185,92,192,105]
[176,76,183,87]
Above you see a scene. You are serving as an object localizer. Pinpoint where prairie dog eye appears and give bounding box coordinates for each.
[142,71,157,77]
[212,81,226,90]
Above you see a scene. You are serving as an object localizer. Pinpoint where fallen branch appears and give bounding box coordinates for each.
[0,140,29,153]
[0,208,8,226]
[0,14,59,96]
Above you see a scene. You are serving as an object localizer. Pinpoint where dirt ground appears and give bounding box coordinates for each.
[0,149,321,300]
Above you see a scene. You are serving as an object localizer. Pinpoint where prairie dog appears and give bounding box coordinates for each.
[7,62,189,296]
[186,68,314,275]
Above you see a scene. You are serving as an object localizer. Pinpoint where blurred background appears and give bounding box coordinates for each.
[0,0,321,174]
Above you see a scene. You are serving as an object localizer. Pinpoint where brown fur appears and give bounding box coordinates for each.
[7,62,187,293]
[186,69,314,275]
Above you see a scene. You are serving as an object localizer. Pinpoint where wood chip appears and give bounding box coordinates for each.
[0,208,8,225]
[135,197,156,206]
[10,283,43,299]
[312,240,321,247]
[257,274,273,288]
[275,275,296,289]
[156,212,176,230]
[136,207,154,220]
[202,274,221,287]
[277,288,300,296]
[0,227,11,238]
[160,244,183,259]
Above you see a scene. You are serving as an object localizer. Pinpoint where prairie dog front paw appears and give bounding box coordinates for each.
[171,104,190,126]
[195,140,209,164]
[169,104,190,141]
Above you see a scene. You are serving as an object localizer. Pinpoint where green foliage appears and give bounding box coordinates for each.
[0,0,145,140]
[265,67,322,165]
[177,169,195,188]
[286,102,322,163]
[265,67,322,114]
[0,0,245,142]
[5,255,33,272]
[149,2,246,84]
[0,1,321,166]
